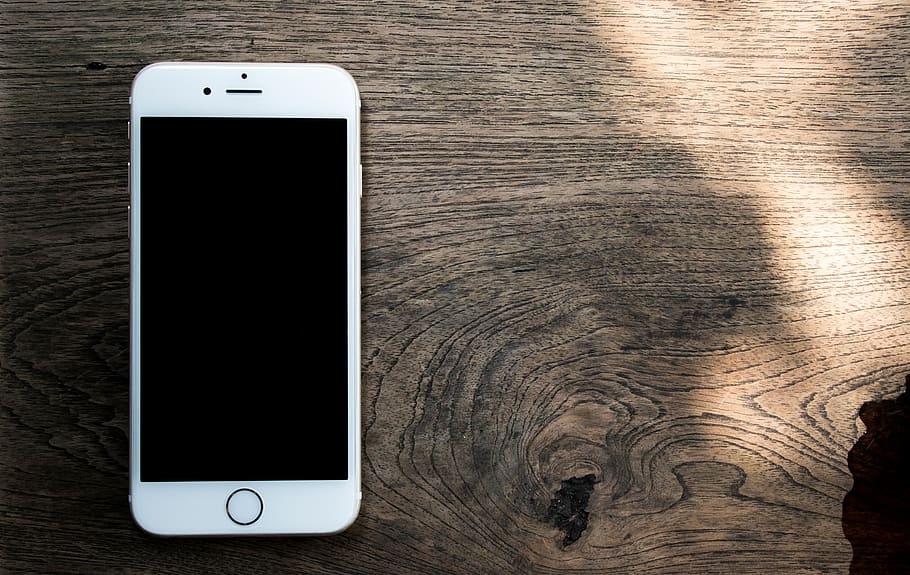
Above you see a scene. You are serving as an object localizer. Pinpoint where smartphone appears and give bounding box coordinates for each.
[129,62,361,535]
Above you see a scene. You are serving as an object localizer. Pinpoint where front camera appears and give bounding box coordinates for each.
[241,73,248,79]
[203,87,212,95]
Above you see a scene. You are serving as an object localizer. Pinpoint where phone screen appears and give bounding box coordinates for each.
[139,117,348,482]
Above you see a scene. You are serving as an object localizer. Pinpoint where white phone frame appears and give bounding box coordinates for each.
[129,62,361,536]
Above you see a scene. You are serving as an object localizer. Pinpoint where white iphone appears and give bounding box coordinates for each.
[129,63,361,535]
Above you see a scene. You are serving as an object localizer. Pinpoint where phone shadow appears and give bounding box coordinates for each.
[842,374,910,574]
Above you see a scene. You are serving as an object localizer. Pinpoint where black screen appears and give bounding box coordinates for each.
[139,117,348,482]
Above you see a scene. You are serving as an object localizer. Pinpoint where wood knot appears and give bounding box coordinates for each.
[547,473,597,547]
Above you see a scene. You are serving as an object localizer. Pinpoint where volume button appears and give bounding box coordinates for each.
[127,160,131,239]
[359,163,362,198]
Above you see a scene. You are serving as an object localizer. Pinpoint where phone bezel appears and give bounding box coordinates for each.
[129,63,361,536]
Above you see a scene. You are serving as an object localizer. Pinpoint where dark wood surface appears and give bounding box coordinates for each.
[3,2,910,573]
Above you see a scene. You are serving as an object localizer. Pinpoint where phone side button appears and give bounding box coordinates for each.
[127,205,130,239]
[359,163,363,198]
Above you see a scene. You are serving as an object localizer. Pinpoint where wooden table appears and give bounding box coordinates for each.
[3,2,909,573]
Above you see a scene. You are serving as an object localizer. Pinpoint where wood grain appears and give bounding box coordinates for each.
[2,1,910,573]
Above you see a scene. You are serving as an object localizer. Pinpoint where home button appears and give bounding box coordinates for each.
[226,488,263,526]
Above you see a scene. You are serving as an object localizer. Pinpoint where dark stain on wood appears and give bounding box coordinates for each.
[843,374,910,575]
